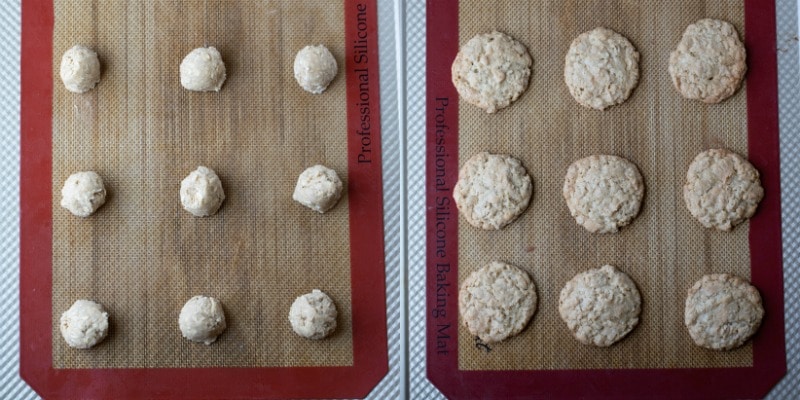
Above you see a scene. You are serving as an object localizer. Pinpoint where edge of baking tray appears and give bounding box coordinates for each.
[0,0,29,398]
[369,0,405,398]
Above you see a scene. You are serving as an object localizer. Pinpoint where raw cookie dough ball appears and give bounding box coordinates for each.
[564,27,640,110]
[60,45,101,93]
[180,166,225,217]
[453,152,533,230]
[683,149,763,231]
[293,165,343,213]
[60,299,109,349]
[180,46,226,92]
[179,295,227,345]
[288,289,338,340]
[60,171,107,217]
[669,19,747,104]
[293,45,338,94]
[563,155,644,233]
[558,265,641,347]
[685,274,764,350]
[451,31,533,113]
[459,261,538,344]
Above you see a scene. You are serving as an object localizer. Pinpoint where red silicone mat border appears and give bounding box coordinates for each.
[19,1,388,399]
[425,1,786,399]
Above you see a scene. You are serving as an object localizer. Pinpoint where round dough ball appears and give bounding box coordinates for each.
[60,171,107,217]
[293,165,343,213]
[293,45,338,94]
[459,261,537,344]
[180,166,225,217]
[669,19,747,104]
[563,155,644,233]
[180,46,226,92]
[685,274,764,350]
[683,149,763,231]
[60,45,101,93]
[60,299,109,349]
[564,27,640,110]
[453,152,533,230]
[558,265,641,347]
[451,31,533,113]
[179,295,227,345]
[288,289,338,340]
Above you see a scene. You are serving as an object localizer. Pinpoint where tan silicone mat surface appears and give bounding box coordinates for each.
[51,0,353,368]
[456,1,752,370]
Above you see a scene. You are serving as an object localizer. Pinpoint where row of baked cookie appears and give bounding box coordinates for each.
[452,19,746,113]
[460,261,764,351]
[59,289,340,350]
[453,148,764,233]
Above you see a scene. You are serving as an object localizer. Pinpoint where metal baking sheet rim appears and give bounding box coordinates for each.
[4,0,404,399]
[405,0,800,399]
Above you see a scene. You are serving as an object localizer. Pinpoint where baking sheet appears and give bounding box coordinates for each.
[50,0,354,369]
[18,0,400,398]
[417,0,787,398]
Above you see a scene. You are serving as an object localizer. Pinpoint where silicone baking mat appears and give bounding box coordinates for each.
[454,0,752,372]
[20,0,388,398]
[425,0,785,398]
[50,0,355,370]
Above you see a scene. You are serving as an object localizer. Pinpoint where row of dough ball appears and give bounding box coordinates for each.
[453,148,764,233]
[459,261,764,351]
[451,19,746,113]
[60,290,338,349]
[60,165,344,217]
[60,44,338,94]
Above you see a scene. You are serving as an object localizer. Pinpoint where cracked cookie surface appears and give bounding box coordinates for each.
[669,19,747,104]
[563,155,644,233]
[451,31,533,113]
[564,27,640,110]
[459,261,538,344]
[453,152,533,230]
[558,265,641,347]
[685,274,763,350]
[683,149,763,231]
